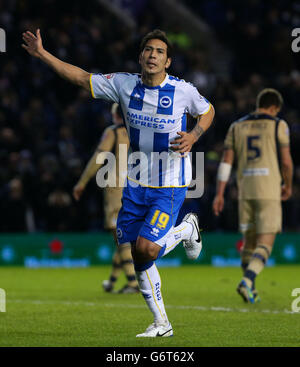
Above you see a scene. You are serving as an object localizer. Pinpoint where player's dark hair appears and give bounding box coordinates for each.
[139,29,173,58]
[256,88,283,109]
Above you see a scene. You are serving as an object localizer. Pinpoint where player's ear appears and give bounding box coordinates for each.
[165,57,171,70]
[271,105,280,116]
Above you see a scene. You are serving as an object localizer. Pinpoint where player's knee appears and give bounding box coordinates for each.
[145,244,159,260]
[134,246,155,262]
[133,238,159,262]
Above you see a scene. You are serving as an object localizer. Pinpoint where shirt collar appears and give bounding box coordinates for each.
[140,73,169,90]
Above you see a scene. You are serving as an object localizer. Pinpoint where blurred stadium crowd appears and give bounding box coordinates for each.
[1,0,300,232]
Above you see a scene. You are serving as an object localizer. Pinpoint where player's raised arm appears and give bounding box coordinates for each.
[22,29,90,91]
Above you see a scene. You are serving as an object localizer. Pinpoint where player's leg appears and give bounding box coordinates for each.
[132,208,202,337]
[102,243,122,293]
[131,236,173,337]
[121,187,180,337]
[132,215,203,337]
[240,231,260,296]
[241,232,256,275]
[131,238,170,323]
[117,185,194,336]
[236,199,258,302]
[238,200,281,303]
[102,240,138,294]
[102,199,123,292]
[150,193,202,260]
[156,212,202,260]
[237,199,256,272]
[132,230,172,335]
[239,231,262,302]
[117,241,139,293]
[242,232,276,291]
[132,187,192,337]
[111,228,139,293]
[103,188,138,293]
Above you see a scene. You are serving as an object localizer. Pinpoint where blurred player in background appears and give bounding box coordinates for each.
[73,103,139,294]
[22,28,214,337]
[213,88,293,303]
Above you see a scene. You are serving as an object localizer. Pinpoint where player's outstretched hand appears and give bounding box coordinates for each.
[212,195,224,216]
[170,132,197,154]
[281,184,292,201]
[73,184,85,201]
[22,29,44,57]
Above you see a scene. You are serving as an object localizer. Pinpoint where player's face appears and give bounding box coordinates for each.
[139,39,171,76]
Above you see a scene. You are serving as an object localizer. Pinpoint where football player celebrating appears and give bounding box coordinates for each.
[23,28,214,337]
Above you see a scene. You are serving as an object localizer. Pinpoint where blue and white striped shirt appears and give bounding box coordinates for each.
[90,72,211,187]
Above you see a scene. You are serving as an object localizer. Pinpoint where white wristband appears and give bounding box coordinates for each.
[217,162,232,182]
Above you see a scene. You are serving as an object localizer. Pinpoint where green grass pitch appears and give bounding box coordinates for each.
[0,265,299,347]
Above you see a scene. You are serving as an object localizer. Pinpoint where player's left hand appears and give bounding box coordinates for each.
[212,195,224,216]
[170,132,197,154]
[22,29,44,58]
[281,185,292,201]
[73,184,85,201]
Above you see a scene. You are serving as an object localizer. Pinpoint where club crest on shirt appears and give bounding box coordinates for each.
[159,96,172,108]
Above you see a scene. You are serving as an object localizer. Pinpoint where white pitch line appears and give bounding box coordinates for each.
[6,299,299,315]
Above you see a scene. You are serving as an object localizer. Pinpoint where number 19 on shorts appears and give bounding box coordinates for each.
[150,210,170,230]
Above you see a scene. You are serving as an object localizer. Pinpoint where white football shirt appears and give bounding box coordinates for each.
[90,72,211,187]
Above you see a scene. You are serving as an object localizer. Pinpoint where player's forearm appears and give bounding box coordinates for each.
[281,160,293,189]
[191,105,215,141]
[215,149,234,196]
[215,180,227,197]
[37,49,90,89]
[77,152,102,187]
